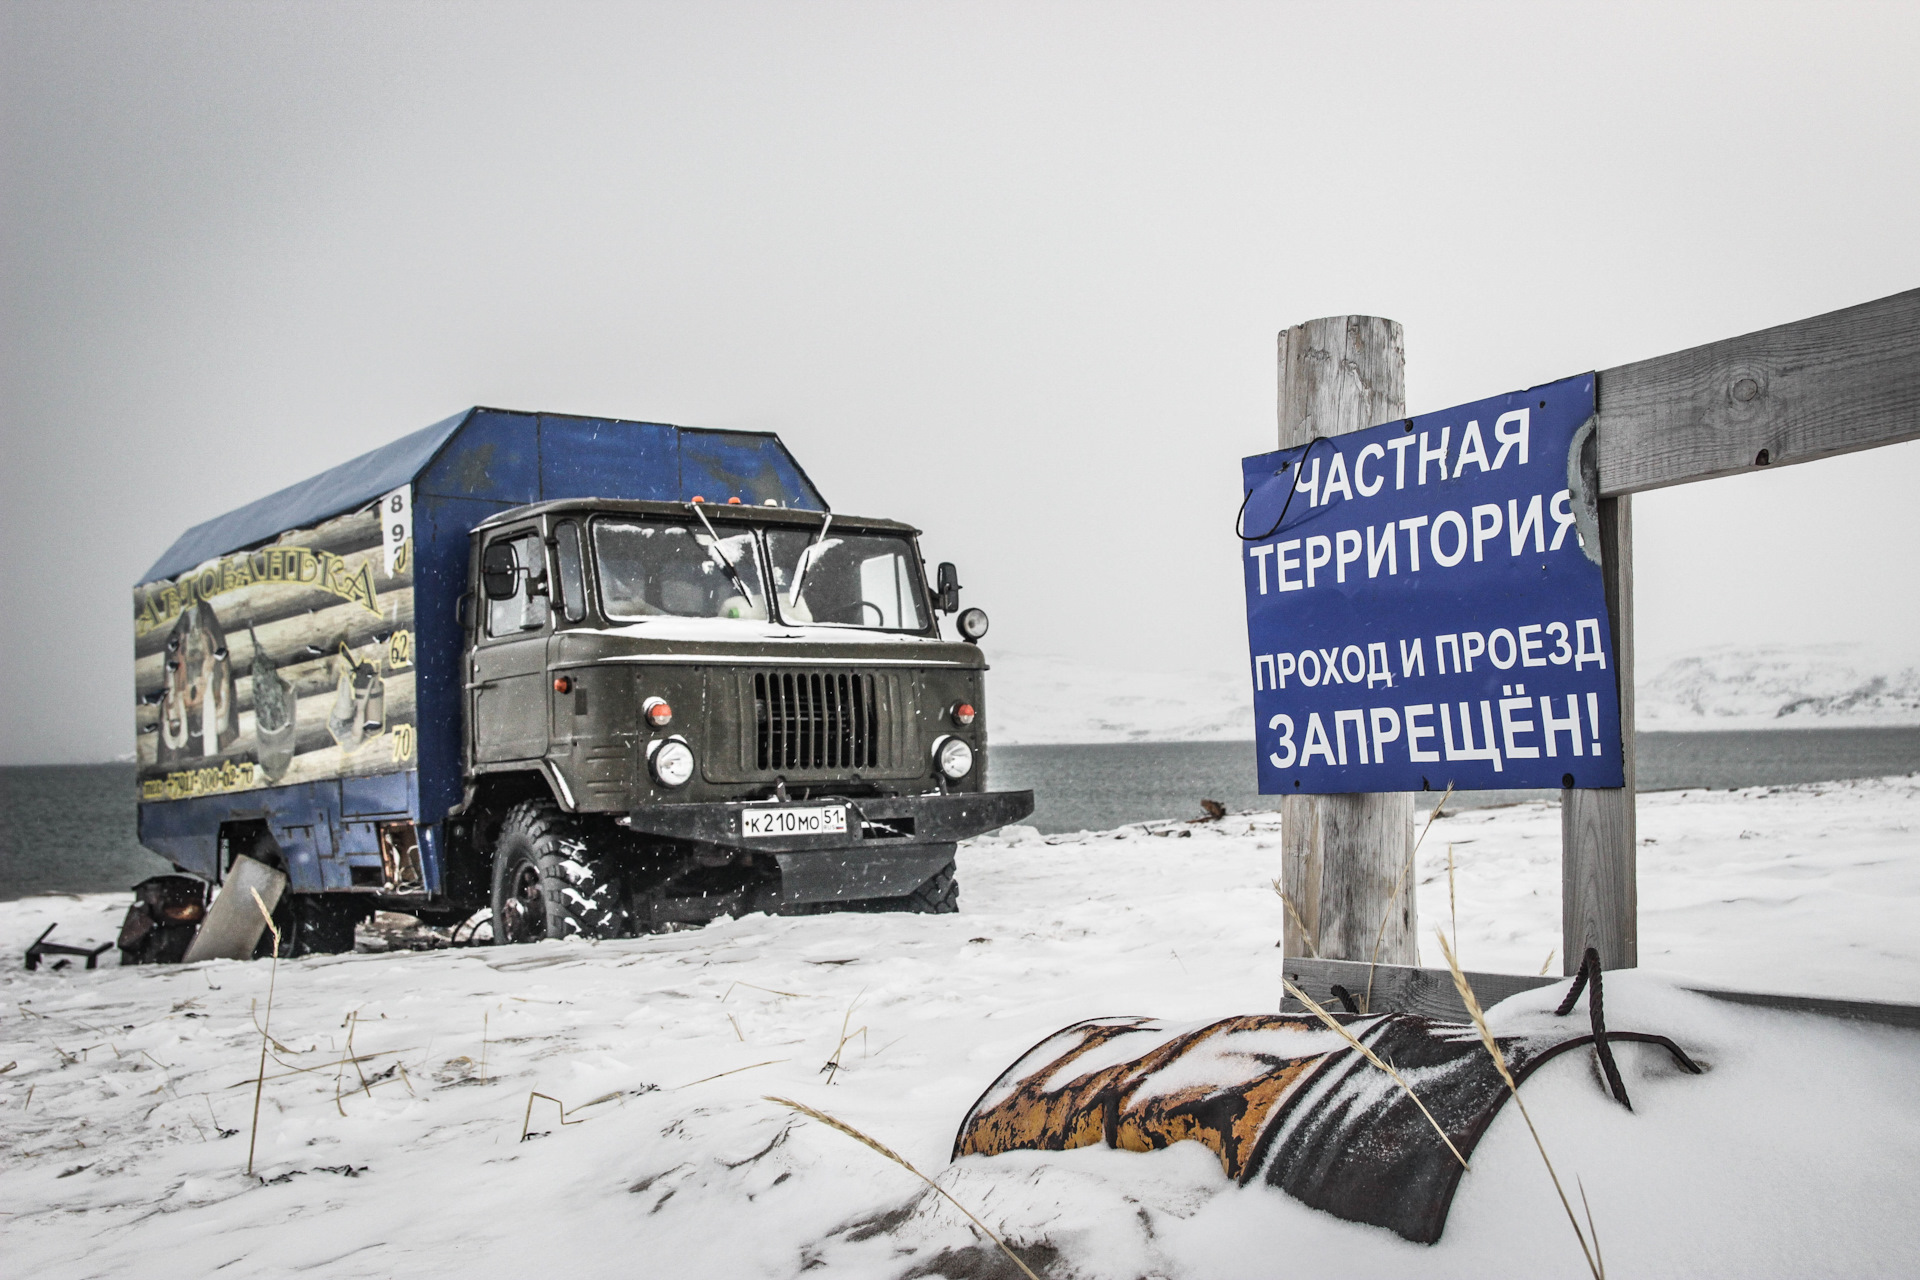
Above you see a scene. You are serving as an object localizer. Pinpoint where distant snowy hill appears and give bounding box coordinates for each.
[1637,643,1920,731]
[987,643,1920,744]
[984,650,1251,745]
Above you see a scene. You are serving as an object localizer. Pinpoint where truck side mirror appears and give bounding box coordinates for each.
[935,562,961,614]
[482,542,519,600]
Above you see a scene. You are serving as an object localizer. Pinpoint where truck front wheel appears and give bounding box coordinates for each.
[489,801,625,944]
[903,862,960,914]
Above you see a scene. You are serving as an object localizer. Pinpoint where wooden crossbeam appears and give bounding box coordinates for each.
[1597,287,1920,495]
[1280,956,1920,1031]
[1561,286,1920,974]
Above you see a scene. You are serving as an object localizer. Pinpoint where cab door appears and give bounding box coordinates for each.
[471,526,552,763]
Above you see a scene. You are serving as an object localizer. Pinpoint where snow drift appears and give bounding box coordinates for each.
[2,776,1917,1277]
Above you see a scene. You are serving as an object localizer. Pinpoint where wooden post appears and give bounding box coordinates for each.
[1277,316,1417,965]
[1276,288,1920,1013]
[1560,494,1636,972]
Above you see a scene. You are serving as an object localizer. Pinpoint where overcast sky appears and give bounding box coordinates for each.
[4,1,1918,764]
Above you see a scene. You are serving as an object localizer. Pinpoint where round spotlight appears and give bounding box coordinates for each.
[649,738,695,787]
[956,607,990,641]
[643,696,674,727]
[932,735,974,780]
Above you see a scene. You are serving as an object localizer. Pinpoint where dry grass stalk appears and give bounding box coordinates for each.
[1363,784,1454,1012]
[766,1096,1042,1280]
[520,1090,588,1141]
[1280,978,1469,1171]
[722,981,814,1000]
[246,1005,298,1056]
[331,1009,382,1114]
[227,1047,411,1089]
[1434,930,1602,1280]
[1580,1177,1606,1278]
[1447,842,1459,959]
[821,992,868,1085]
[677,1058,790,1089]
[480,1010,489,1084]
[1270,879,1320,957]
[246,888,281,1177]
[1539,950,1557,976]
[332,1019,353,1117]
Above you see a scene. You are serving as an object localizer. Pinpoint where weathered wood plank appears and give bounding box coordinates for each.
[1281,958,1920,1030]
[1280,956,1556,1020]
[1597,287,1920,495]
[1277,316,1417,966]
[1683,985,1920,1031]
[1561,494,1637,972]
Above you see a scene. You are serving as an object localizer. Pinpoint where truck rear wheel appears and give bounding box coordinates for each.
[489,801,624,944]
[250,894,366,958]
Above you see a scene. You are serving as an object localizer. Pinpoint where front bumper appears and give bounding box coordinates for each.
[621,788,1035,854]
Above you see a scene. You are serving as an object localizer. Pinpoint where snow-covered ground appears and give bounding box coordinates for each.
[990,643,1920,743]
[3,776,1917,1278]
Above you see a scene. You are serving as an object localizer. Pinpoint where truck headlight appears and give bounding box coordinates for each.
[932,735,973,780]
[648,737,695,787]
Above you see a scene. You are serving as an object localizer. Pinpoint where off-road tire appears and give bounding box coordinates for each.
[903,862,959,914]
[489,801,624,944]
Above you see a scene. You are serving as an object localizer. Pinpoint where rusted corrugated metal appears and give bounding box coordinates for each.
[955,1009,1700,1243]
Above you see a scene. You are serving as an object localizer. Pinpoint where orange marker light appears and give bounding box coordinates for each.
[727,496,742,504]
[645,698,674,727]
[952,702,977,726]
[553,676,572,693]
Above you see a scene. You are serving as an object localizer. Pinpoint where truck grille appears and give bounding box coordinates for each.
[755,671,879,771]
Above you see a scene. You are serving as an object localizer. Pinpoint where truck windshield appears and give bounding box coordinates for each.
[594,519,767,621]
[764,528,928,631]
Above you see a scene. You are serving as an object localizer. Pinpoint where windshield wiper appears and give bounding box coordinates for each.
[786,512,833,610]
[688,502,759,611]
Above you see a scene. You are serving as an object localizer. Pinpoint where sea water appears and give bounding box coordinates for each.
[4,728,1918,898]
[990,727,1920,833]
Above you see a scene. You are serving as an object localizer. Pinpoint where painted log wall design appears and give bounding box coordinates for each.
[134,503,418,800]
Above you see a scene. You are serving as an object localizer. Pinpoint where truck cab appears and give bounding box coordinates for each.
[457,497,1030,939]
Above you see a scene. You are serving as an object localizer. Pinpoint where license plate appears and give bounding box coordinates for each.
[740,804,849,838]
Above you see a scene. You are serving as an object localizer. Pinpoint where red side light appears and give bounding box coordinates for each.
[645,698,674,727]
[554,676,573,693]
[952,702,977,727]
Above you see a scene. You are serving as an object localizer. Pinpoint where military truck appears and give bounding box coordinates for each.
[130,408,1032,954]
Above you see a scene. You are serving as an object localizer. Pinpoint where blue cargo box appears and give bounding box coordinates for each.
[132,408,825,894]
